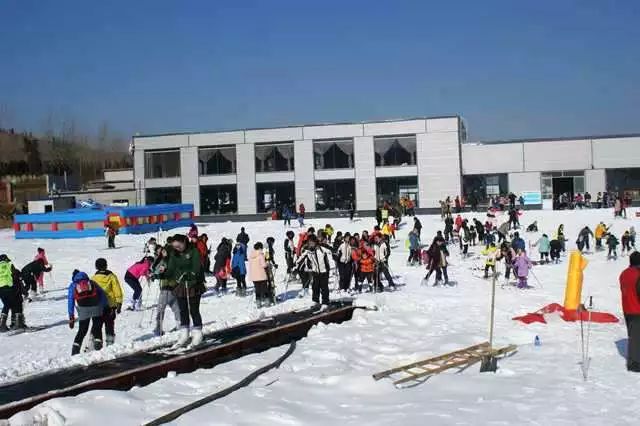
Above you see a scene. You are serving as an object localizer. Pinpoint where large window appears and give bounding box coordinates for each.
[462,174,508,202]
[313,139,354,169]
[146,187,181,204]
[374,135,417,167]
[541,171,584,200]
[607,168,640,200]
[198,146,236,175]
[145,150,180,178]
[200,185,237,215]
[256,182,295,213]
[376,177,418,207]
[315,179,355,211]
[255,142,294,172]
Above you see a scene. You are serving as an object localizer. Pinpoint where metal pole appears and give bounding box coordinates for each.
[489,271,497,350]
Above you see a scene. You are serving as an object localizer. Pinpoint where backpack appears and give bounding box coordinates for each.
[75,279,98,306]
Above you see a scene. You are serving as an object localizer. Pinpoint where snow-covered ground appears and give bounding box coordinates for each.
[2,208,640,425]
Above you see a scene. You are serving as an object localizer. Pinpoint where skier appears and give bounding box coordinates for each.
[20,257,52,301]
[231,241,248,296]
[413,217,422,237]
[195,234,211,274]
[236,227,250,246]
[512,249,532,289]
[159,234,204,347]
[143,237,158,259]
[124,257,152,311]
[631,227,637,249]
[557,224,567,253]
[595,222,608,250]
[34,248,48,293]
[619,251,640,372]
[374,234,396,290]
[424,239,449,285]
[150,244,181,336]
[91,258,123,346]
[105,222,117,249]
[249,242,269,307]
[348,199,356,221]
[407,229,421,265]
[357,249,375,292]
[188,224,199,241]
[282,205,292,227]
[264,236,278,304]
[459,220,471,256]
[67,270,108,355]
[576,226,594,253]
[213,238,232,293]
[474,218,485,244]
[549,238,562,264]
[511,232,526,252]
[298,203,306,220]
[497,221,510,244]
[481,242,499,278]
[375,206,383,228]
[284,231,296,277]
[607,233,620,260]
[337,234,353,291]
[533,233,551,263]
[444,215,454,243]
[498,241,516,282]
[296,234,332,307]
[508,207,519,229]
[324,224,335,243]
[622,231,632,256]
[0,255,26,331]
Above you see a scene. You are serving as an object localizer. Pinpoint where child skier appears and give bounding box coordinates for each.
[607,233,620,260]
[284,231,296,277]
[67,270,108,355]
[595,222,608,250]
[105,223,117,249]
[213,238,232,294]
[91,258,123,346]
[533,234,551,263]
[231,241,248,296]
[324,224,334,243]
[407,229,421,265]
[512,249,532,289]
[0,254,26,331]
[151,244,181,336]
[124,257,153,311]
[481,242,499,278]
[622,231,632,256]
[357,248,375,292]
[264,236,278,304]
[34,248,48,293]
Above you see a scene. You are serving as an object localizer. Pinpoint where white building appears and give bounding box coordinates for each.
[132,116,640,217]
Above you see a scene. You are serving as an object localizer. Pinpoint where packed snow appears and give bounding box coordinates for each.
[2,207,639,425]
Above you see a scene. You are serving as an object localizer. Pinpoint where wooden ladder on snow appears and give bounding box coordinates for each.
[372,342,517,386]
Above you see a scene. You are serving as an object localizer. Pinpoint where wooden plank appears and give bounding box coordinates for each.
[372,342,489,380]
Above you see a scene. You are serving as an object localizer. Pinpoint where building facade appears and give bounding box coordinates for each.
[133,116,463,216]
[132,116,640,216]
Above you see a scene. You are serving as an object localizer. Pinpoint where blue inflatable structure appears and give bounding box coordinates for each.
[13,204,194,239]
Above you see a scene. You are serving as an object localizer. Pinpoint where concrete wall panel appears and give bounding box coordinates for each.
[180,147,200,214]
[508,172,541,194]
[236,144,256,214]
[592,137,640,169]
[245,127,302,143]
[523,139,591,172]
[461,143,524,174]
[303,124,363,140]
[294,139,316,212]
[189,131,244,147]
[417,132,461,208]
[354,136,376,210]
[363,120,426,137]
[134,134,189,150]
[585,169,606,195]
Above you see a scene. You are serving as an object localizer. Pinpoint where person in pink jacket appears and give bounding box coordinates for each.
[34,248,48,292]
[248,242,269,308]
[125,257,153,311]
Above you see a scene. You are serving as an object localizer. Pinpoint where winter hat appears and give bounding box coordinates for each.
[73,271,89,282]
[630,251,640,267]
[95,258,108,270]
[71,269,81,281]
[0,254,9,262]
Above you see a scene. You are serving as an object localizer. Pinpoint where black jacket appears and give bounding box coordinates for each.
[21,259,51,278]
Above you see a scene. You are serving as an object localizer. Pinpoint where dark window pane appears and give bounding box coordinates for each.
[255,143,294,172]
[462,174,508,202]
[144,150,180,178]
[607,168,640,200]
[256,182,295,213]
[146,187,181,204]
[198,146,236,175]
[374,136,416,167]
[313,139,354,170]
[375,177,418,207]
[315,179,355,211]
[200,185,237,214]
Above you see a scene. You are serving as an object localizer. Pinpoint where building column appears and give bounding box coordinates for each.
[236,143,257,214]
[585,169,606,195]
[417,130,461,209]
[133,148,146,206]
[180,146,200,215]
[294,139,316,212]
[354,136,376,211]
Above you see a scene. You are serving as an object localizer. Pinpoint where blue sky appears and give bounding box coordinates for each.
[1,0,639,141]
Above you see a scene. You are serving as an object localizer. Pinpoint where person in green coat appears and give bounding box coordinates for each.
[158,234,204,346]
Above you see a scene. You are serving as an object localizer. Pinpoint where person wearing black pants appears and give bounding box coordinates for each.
[337,238,353,291]
[67,271,108,355]
[177,295,202,329]
[72,316,104,355]
[0,255,26,331]
[311,272,330,305]
[20,258,52,300]
[297,235,332,306]
[619,252,640,372]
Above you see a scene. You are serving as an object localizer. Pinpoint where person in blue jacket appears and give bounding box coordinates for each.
[231,241,248,296]
[511,232,526,252]
[67,270,108,355]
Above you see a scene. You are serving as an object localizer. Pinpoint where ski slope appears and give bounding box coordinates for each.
[2,208,639,425]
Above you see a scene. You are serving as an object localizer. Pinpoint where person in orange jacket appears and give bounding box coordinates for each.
[357,250,375,293]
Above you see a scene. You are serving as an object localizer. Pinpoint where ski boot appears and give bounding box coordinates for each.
[0,313,8,332]
[174,327,190,348]
[13,313,26,330]
[106,334,115,346]
[94,338,103,351]
[191,328,203,347]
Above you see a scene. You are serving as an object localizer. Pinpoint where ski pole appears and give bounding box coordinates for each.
[529,268,544,289]
[584,296,593,381]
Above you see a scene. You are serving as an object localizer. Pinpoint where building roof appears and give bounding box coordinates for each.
[468,132,640,145]
[132,115,461,139]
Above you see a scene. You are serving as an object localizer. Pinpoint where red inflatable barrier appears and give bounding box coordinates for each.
[76,221,84,231]
[25,223,33,232]
[174,212,181,221]
[513,303,619,325]
[12,223,20,232]
[51,222,58,231]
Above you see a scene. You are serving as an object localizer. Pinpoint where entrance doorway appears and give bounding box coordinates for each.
[552,177,574,209]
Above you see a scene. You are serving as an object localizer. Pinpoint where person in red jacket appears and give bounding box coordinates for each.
[620,251,640,372]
